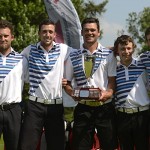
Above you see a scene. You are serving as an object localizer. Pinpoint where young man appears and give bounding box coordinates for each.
[64,17,117,150]
[114,35,149,150]
[19,19,73,150]
[0,20,28,150]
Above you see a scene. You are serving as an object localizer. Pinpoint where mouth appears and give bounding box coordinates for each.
[85,36,94,40]
[45,39,51,42]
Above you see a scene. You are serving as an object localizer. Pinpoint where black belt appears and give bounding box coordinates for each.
[0,103,19,111]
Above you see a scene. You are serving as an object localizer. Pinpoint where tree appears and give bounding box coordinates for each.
[0,0,108,102]
[0,0,48,52]
[72,0,108,22]
[126,7,150,53]
[0,0,108,52]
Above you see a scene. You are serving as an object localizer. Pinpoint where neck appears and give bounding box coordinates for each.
[0,48,11,56]
[83,42,98,53]
[41,43,53,52]
[121,59,132,67]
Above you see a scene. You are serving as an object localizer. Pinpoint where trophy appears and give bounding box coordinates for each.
[73,54,101,100]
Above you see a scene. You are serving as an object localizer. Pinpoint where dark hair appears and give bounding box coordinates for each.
[39,19,56,32]
[145,27,150,41]
[0,20,14,34]
[114,35,136,56]
[81,18,100,31]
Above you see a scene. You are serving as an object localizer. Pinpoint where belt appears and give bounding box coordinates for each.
[117,106,149,114]
[0,103,18,111]
[79,99,112,107]
[29,95,63,105]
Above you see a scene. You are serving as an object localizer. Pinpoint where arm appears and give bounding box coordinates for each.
[99,52,117,101]
[62,78,68,87]
[99,76,116,101]
[64,81,74,97]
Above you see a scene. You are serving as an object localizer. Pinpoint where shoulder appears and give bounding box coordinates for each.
[70,49,81,57]
[102,47,113,55]
[57,43,68,49]
[21,44,34,59]
[140,51,150,58]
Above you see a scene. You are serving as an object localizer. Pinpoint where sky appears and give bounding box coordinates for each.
[92,0,150,47]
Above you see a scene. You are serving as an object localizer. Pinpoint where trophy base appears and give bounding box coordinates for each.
[73,87,100,101]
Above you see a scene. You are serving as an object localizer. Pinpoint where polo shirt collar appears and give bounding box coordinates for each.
[118,58,138,68]
[37,41,56,53]
[0,47,16,57]
[81,43,102,55]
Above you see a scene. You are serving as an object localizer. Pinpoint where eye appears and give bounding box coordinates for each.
[90,29,96,32]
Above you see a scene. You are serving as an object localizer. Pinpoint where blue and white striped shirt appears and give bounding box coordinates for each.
[115,58,150,108]
[65,43,117,90]
[0,48,28,104]
[140,51,150,86]
[21,42,71,100]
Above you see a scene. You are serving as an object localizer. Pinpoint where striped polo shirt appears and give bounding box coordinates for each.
[139,51,150,86]
[115,58,150,108]
[0,48,28,105]
[64,43,117,91]
[21,41,71,100]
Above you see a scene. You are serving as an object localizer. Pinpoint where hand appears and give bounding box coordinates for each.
[72,95,81,101]
[62,78,67,87]
[99,89,113,102]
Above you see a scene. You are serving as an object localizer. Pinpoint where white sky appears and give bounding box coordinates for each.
[92,0,150,46]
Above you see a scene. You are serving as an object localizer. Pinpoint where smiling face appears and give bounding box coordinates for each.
[114,35,136,67]
[81,22,100,46]
[38,24,56,51]
[118,42,134,66]
[0,27,14,54]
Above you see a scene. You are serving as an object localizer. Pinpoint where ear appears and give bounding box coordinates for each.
[98,31,100,37]
[11,34,14,41]
[54,31,56,39]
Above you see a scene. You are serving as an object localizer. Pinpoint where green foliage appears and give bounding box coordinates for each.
[0,0,108,52]
[72,0,108,22]
[0,0,108,102]
[0,0,48,52]
[126,7,150,53]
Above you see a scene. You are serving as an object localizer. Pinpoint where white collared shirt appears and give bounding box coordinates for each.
[21,42,73,100]
[116,58,150,108]
[64,43,117,90]
[0,48,28,104]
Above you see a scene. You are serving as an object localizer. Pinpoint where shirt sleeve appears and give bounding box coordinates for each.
[64,56,74,82]
[107,52,117,77]
[21,45,31,60]
[23,56,29,83]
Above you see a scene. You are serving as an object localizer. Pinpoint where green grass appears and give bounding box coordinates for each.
[0,135,4,150]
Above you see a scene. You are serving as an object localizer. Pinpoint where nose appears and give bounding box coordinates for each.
[87,30,92,34]
[45,32,49,36]
[123,48,129,54]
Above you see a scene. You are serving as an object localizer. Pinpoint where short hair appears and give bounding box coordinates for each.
[114,35,136,56]
[81,18,100,31]
[0,20,14,34]
[145,27,150,41]
[38,19,56,32]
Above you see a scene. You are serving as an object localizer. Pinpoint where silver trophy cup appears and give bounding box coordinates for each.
[73,54,100,100]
